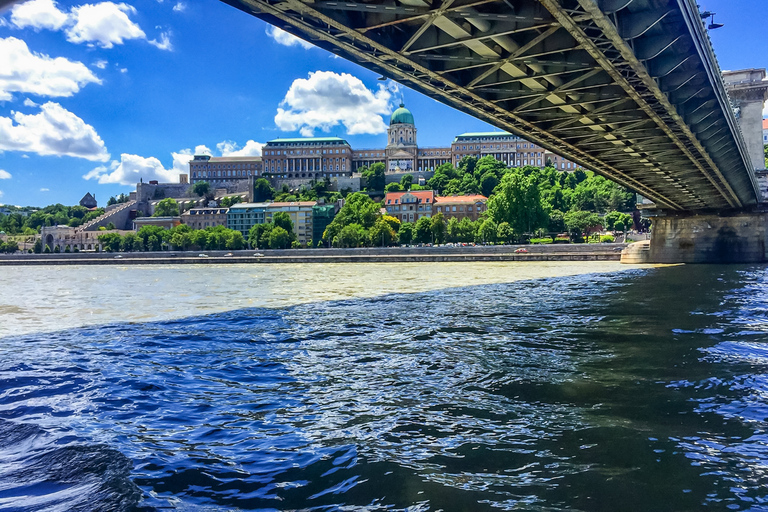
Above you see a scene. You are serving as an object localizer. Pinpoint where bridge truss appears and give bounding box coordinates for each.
[223,0,760,211]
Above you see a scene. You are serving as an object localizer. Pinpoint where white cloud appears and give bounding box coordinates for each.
[9,1,171,51]
[194,144,212,156]
[148,31,172,51]
[84,152,182,185]
[0,102,110,161]
[65,2,145,48]
[0,37,101,101]
[0,170,11,179]
[119,68,127,73]
[40,188,50,192]
[275,71,394,136]
[94,59,108,69]
[265,25,313,50]
[217,140,264,157]
[10,0,69,31]
[23,98,39,108]
[172,2,186,12]
[0,191,4,199]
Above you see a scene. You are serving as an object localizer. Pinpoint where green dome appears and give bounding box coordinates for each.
[390,104,414,125]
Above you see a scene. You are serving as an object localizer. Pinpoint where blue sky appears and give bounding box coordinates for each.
[0,0,765,207]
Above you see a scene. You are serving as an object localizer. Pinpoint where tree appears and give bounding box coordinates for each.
[272,212,295,240]
[370,219,398,246]
[487,169,548,236]
[362,162,386,191]
[382,215,401,233]
[323,192,379,241]
[105,222,116,230]
[226,231,245,250]
[385,182,403,192]
[98,232,122,252]
[548,209,566,233]
[269,226,291,249]
[564,210,601,243]
[430,211,446,245]
[497,222,513,244]
[400,174,413,190]
[33,238,42,254]
[479,173,499,197]
[253,178,275,202]
[415,216,432,244]
[334,223,367,248]
[399,222,414,245]
[193,181,211,198]
[153,198,179,217]
[249,223,273,249]
[479,219,497,244]
[121,233,138,252]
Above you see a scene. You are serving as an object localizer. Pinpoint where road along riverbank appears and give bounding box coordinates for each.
[0,244,626,265]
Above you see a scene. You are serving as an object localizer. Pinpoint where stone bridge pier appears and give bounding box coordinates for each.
[623,69,768,264]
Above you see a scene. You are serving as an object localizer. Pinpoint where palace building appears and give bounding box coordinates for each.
[188,103,580,189]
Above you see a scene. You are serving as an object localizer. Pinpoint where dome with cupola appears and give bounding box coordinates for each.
[390,103,414,125]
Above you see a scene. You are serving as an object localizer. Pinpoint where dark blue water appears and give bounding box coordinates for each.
[2,265,768,511]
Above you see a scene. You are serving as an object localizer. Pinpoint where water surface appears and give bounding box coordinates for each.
[2,263,767,511]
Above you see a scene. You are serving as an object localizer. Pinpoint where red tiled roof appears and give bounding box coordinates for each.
[384,190,435,204]
[434,194,488,204]
[763,119,768,130]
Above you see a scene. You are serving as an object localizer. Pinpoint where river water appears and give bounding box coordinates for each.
[1,262,768,511]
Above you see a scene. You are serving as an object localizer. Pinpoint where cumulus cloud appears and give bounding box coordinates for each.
[94,59,108,69]
[217,140,264,157]
[172,2,186,12]
[0,37,101,101]
[0,170,11,179]
[23,98,39,108]
[65,2,145,48]
[265,25,313,50]
[8,0,171,50]
[40,188,50,192]
[275,71,394,136]
[194,144,212,156]
[0,102,110,161]
[0,190,4,199]
[10,0,69,31]
[84,153,180,185]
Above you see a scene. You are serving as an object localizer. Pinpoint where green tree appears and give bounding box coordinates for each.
[362,162,386,191]
[105,222,116,230]
[430,211,447,245]
[226,231,245,250]
[400,174,413,190]
[98,232,122,252]
[478,219,497,244]
[269,226,291,249]
[415,216,432,244]
[548,209,566,233]
[385,182,403,192]
[193,181,211,198]
[248,223,273,249]
[370,218,398,246]
[272,212,295,241]
[382,215,401,233]
[253,178,275,202]
[564,210,601,243]
[334,223,367,248]
[121,233,138,252]
[487,170,548,236]
[323,192,379,242]
[399,222,414,245]
[497,222,513,244]
[33,238,42,254]
[153,198,179,217]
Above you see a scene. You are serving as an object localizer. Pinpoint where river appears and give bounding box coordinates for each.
[1,262,767,511]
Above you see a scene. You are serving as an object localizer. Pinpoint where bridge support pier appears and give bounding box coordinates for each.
[621,212,768,264]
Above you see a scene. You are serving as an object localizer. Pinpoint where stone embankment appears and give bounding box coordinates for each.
[0,244,626,265]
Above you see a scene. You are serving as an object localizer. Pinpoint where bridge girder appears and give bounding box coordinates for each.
[223,0,760,211]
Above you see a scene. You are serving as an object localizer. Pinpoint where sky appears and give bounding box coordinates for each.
[0,0,765,207]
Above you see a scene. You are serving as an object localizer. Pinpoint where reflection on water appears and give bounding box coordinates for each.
[1,264,768,511]
[0,262,634,338]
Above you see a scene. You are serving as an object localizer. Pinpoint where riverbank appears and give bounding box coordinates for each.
[0,243,627,265]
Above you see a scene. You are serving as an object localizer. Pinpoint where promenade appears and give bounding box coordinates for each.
[0,244,626,265]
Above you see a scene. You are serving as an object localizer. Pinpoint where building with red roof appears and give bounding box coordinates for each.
[384,190,435,223]
[434,194,488,222]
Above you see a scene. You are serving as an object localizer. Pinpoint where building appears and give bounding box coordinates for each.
[227,201,316,244]
[312,203,337,245]
[451,132,577,170]
[79,192,98,209]
[133,217,181,230]
[384,190,435,223]
[180,207,229,230]
[433,195,488,222]
[189,155,262,185]
[262,137,352,182]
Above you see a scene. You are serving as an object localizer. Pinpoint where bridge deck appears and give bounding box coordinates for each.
[224,0,760,211]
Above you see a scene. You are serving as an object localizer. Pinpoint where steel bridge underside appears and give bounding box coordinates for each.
[223,0,759,211]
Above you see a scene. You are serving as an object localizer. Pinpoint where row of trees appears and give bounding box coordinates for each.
[97,224,246,252]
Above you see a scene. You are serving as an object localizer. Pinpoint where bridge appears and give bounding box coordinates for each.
[223,0,768,262]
